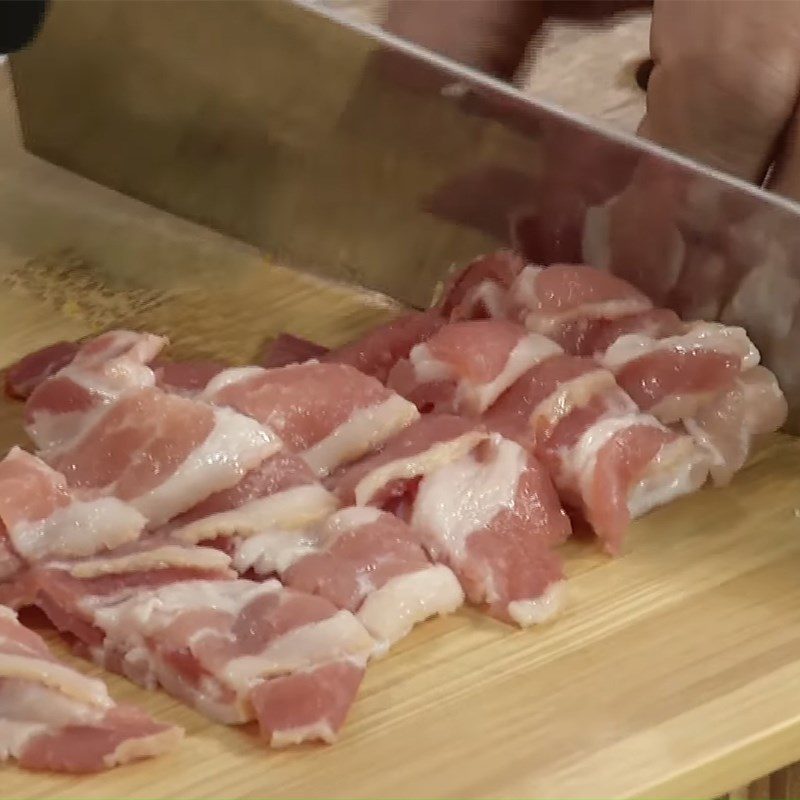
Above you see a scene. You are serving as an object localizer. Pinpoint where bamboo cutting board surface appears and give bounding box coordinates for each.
[3,70,800,800]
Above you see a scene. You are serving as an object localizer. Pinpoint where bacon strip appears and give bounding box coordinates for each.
[484,341,709,553]
[0,447,145,582]
[0,605,181,773]
[508,264,653,351]
[442,255,786,488]
[202,362,419,477]
[438,250,524,319]
[330,416,569,627]
[323,311,445,384]
[235,506,464,649]
[405,435,569,627]
[388,319,561,415]
[23,331,284,529]
[47,387,281,528]
[165,449,338,547]
[2,544,374,747]
[25,330,166,455]
[331,414,487,509]
[259,314,442,383]
[5,340,80,401]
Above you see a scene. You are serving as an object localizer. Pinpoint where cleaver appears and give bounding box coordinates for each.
[10,0,800,430]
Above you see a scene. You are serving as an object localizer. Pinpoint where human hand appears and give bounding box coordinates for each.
[385,0,650,82]
[640,0,800,200]
[386,0,800,202]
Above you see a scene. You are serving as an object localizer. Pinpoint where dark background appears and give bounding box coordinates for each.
[0,1,48,55]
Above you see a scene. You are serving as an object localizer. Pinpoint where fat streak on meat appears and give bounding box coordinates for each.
[164,449,338,548]
[23,331,284,528]
[484,339,709,552]
[406,435,569,626]
[25,330,167,455]
[0,605,181,773]
[440,254,786,489]
[235,506,464,649]
[388,319,562,415]
[331,416,570,626]
[5,340,80,401]
[0,447,146,581]
[202,362,419,477]
[1,543,375,747]
[322,311,445,383]
[332,414,487,508]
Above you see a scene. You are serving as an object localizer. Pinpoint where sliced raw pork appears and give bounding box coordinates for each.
[25,330,167,455]
[485,343,709,553]
[2,543,374,746]
[202,362,419,477]
[0,539,237,622]
[235,506,464,649]
[505,265,786,477]
[46,386,281,528]
[506,263,653,352]
[331,415,570,627]
[442,256,786,483]
[512,266,786,476]
[152,359,228,397]
[405,435,570,627]
[439,256,658,353]
[165,449,338,548]
[323,311,445,383]
[599,321,761,422]
[331,414,487,508]
[387,319,561,415]
[5,340,80,401]
[0,605,181,773]
[684,366,788,485]
[15,329,224,409]
[0,447,145,581]
[89,579,375,746]
[438,250,524,320]
[23,330,283,527]
[580,309,684,356]
[258,333,329,369]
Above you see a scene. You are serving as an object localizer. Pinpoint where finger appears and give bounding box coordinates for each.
[639,0,800,184]
[765,105,800,202]
[384,0,545,82]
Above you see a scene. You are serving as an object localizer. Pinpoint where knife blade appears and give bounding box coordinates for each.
[9,0,800,430]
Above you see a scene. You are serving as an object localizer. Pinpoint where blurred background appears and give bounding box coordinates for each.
[317,0,651,133]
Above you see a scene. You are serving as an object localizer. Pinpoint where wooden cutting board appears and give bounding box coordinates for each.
[3,70,800,800]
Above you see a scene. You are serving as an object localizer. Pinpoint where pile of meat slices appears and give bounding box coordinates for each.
[0,251,787,774]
